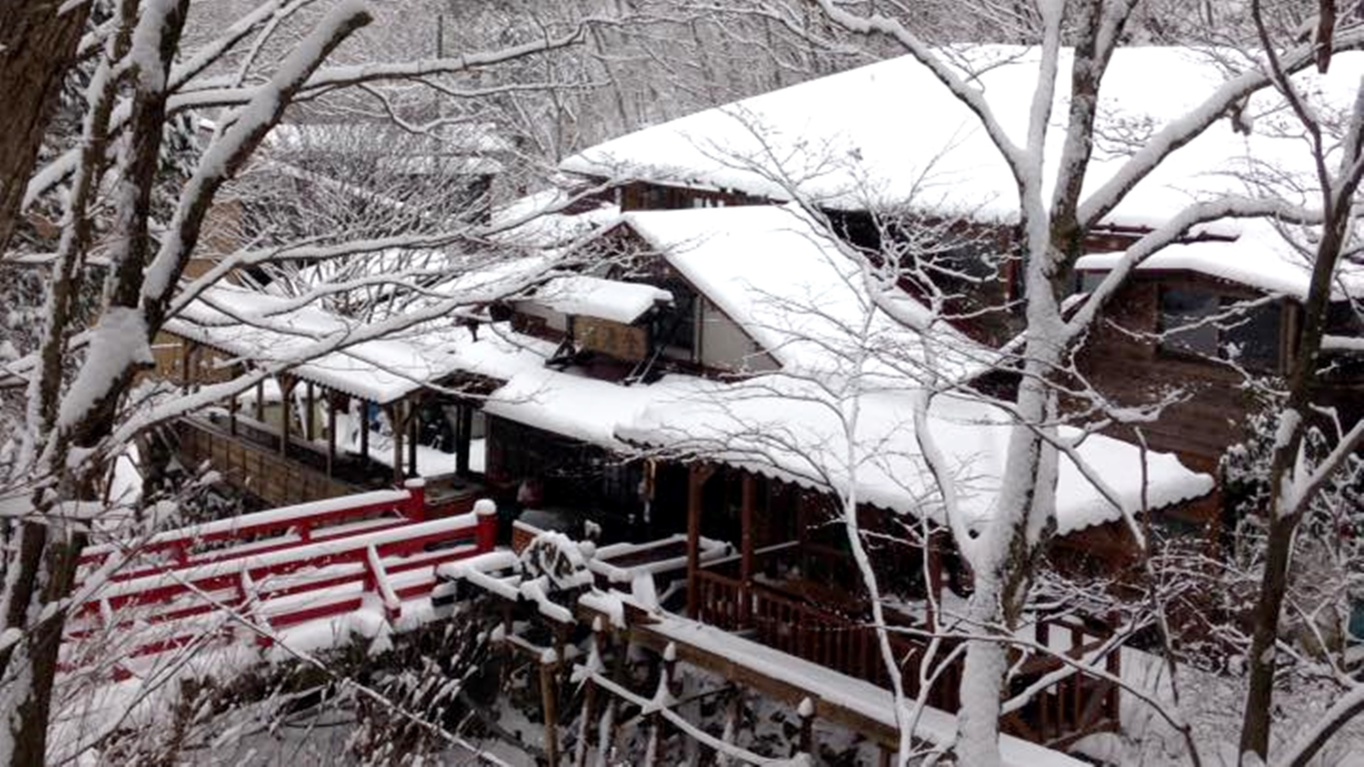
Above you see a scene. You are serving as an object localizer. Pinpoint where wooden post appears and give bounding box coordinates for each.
[326,394,338,477]
[573,620,606,767]
[408,401,419,479]
[388,404,403,484]
[540,659,560,766]
[180,341,194,394]
[456,404,473,476]
[304,382,316,442]
[228,384,238,437]
[359,398,369,461]
[796,697,815,758]
[686,464,714,619]
[254,379,265,423]
[740,472,756,628]
[280,376,297,456]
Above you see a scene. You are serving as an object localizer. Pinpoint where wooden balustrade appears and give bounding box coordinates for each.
[693,561,1118,743]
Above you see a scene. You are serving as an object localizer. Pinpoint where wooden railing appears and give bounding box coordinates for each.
[693,567,1117,745]
[67,490,499,675]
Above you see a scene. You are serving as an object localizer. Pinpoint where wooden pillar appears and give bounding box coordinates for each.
[280,376,297,456]
[388,403,403,484]
[540,660,560,766]
[304,382,316,442]
[180,341,195,394]
[740,472,756,627]
[686,464,713,620]
[359,398,369,461]
[455,404,473,476]
[407,401,419,479]
[254,379,264,423]
[228,384,238,437]
[326,395,338,477]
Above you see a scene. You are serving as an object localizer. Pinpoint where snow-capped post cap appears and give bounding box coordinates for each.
[663,642,677,662]
[473,498,497,517]
[797,697,814,718]
[403,477,426,490]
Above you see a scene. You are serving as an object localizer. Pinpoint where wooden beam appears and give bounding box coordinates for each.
[254,378,264,423]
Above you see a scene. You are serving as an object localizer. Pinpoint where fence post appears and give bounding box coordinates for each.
[474,498,497,552]
[403,477,426,522]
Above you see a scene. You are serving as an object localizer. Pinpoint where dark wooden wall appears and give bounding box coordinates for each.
[1074,272,1280,472]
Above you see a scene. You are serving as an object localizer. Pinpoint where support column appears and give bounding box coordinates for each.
[254,378,265,423]
[359,397,369,462]
[228,383,238,437]
[326,394,338,477]
[686,463,714,620]
[407,401,419,479]
[387,403,403,485]
[455,404,473,476]
[280,376,298,457]
[304,382,316,442]
[740,472,756,628]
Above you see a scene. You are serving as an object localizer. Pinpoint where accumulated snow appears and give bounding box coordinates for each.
[488,187,620,249]
[563,46,1364,228]
[621,204,994,381]
[1076,218,1364,299]
[528,274,672,324]
[647,612,1088,767]
[618,376,1213,535]
[484,369,708,450]
[165,285,552,404]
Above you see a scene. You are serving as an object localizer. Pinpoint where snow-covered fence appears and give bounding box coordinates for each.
[67,490,499,668]
[80,480,429,577]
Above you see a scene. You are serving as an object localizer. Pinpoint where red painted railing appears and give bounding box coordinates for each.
[67,486,498,672]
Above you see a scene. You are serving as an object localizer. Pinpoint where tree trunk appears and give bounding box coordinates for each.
[0,1,91,253]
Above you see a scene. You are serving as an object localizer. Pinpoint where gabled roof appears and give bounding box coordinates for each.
[562,46,1364,230]
[617,204,995,381]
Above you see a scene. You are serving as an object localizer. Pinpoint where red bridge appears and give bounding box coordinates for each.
[67,481,498,677]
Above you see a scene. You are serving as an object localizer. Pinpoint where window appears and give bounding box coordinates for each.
[1160,289,1220,356]
[1159,288,1282,370]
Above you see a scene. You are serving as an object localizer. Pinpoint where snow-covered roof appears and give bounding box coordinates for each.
[617,376,1213,536]
[563,46,1364,228]
[488,188,620,250]
[484,370,707,450]
[1076,218,1364,300]
[620,204,995,380]
[528,275,672,324]
[165,286,549,404]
